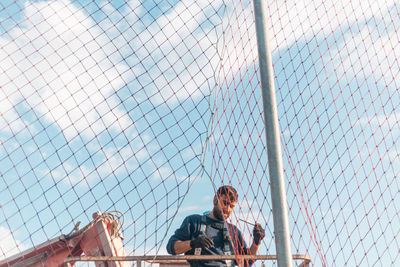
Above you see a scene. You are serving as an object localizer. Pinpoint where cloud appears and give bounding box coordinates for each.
[0,0,132,141]
[121,0,224,105]
[1,0,398,140]
[126,245,169,266]
[0,226,27,260]
[331,15,400,89]
[268,0,396,48]
[215,0,399,88]
[356,113,400,130]
[152,166,173,181]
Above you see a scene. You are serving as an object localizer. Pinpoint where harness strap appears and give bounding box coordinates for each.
[223,223,233,267]
[195,214,234,267]
[194,215,207,256]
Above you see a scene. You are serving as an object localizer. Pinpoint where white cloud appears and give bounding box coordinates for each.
[0,0,227,144]
[126,245,169,266]
[1,0,398,138]
[179,205,205,213]
[269,0,396,48]
[0,0,131,140]
[0,226,27,260]
[122,0,224,105]
[153,166,173,180]
[215,0,399,90]
[332,23,400,90]
[356,113,400,130]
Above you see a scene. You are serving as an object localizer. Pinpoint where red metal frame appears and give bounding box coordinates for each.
[0,212,128,267]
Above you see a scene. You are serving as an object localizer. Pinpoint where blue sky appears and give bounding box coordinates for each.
[0,0,224,260]
[0,0,399,266]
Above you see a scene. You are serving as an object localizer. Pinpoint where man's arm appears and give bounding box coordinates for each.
[173,240,192,255]
[167,216,195,255]
[249,223,265,255]
[174,236,214,255]
[249,242,260,255]
[170,234,214,255]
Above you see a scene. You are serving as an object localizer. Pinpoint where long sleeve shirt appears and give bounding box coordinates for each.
[166,214,253,267]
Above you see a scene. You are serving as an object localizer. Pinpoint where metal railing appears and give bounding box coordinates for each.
[64,254,311,267]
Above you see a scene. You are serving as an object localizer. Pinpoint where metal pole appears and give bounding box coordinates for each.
[63,255,310,265]
[252,0,293,266]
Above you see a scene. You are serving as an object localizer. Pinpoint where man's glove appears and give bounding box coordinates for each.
[190,235,214,249]
[253,223,265,245]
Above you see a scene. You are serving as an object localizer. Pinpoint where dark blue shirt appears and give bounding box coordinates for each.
[166,214,253,267]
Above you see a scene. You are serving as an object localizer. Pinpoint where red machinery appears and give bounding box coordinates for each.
[0,211,129,267]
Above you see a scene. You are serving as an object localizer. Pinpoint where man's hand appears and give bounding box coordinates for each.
[190,235,214,249]
[253,223,265,245]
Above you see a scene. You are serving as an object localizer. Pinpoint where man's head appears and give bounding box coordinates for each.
[212,185,238,221]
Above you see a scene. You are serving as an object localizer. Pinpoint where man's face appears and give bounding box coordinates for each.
[213,194,237,221]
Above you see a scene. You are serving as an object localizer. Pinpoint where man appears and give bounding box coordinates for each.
[166,185,265,266]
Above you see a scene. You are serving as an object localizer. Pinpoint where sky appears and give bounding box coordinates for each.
[0,0,399,266]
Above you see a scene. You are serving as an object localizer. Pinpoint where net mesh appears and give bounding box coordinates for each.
[0,0,399,266]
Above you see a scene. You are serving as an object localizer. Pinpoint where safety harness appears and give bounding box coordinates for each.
[193,214,234,267]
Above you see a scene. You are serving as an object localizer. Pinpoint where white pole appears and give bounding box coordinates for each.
[252,0,293,266]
